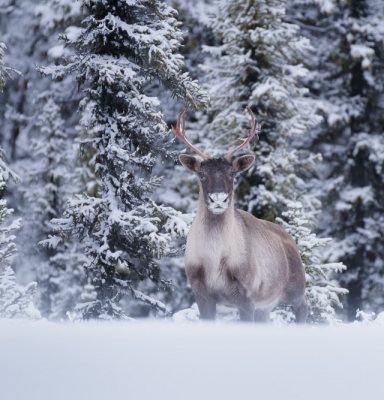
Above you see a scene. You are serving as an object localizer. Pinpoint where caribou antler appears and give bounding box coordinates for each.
[224,106,260,160]
[171,108,211,160]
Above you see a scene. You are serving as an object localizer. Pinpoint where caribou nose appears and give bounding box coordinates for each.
[209,192,229,204]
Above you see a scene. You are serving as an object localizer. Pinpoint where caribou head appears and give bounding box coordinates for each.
[172,107,260,215]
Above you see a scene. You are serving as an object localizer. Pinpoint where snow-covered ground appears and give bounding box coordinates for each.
[1,316,384,400]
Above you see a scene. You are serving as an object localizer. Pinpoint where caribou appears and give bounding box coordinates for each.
[172,107,307,323]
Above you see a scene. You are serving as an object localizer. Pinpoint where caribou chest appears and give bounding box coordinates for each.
[185,212,246,290]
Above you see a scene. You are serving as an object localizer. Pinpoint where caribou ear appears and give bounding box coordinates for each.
[179,154,201,172]
[232,155,255,175]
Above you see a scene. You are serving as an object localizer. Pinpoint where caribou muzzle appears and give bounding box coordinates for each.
[208,192,229,214]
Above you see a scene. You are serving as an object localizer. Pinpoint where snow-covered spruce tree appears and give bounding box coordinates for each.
[0,1,85,309]
[287,0,384,319]
[199,0,322,223]
[0,149,40,319]
[0,1,58,162]
[20,98,83,319]
[277,201,348,323]
[0,41,40,320]
[0,0,83,167]
[0,198,40,320]
[40,0,208,319]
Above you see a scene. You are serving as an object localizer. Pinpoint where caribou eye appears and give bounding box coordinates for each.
[230,171,236,178]
[198,172,205,180]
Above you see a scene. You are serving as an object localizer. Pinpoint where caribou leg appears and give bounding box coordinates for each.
[238,299,256,322]
[195,293,216,320]
[254,308,270,323]
[188,266,216,320]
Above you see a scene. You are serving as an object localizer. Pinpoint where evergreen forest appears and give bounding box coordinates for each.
[1,0,384,325]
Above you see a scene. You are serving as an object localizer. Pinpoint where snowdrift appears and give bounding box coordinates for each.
[1,316,384,400]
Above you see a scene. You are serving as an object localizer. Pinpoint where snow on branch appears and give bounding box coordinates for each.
[131,289,171,316]
[277,201,348,323]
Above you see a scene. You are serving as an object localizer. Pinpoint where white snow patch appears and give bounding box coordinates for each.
[1,318,384,399]
[350,44,374,69]
[341,186,373,205]
[315,0,335,15]
[172,304,200,323]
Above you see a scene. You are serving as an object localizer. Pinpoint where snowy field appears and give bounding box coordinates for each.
[1,315,384,400]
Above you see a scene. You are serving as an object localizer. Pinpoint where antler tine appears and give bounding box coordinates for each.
[181,107,186,134]
[247,105,256,132]
[171,108,210,161]
[224,106,260,160]
[176,108,187,136]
